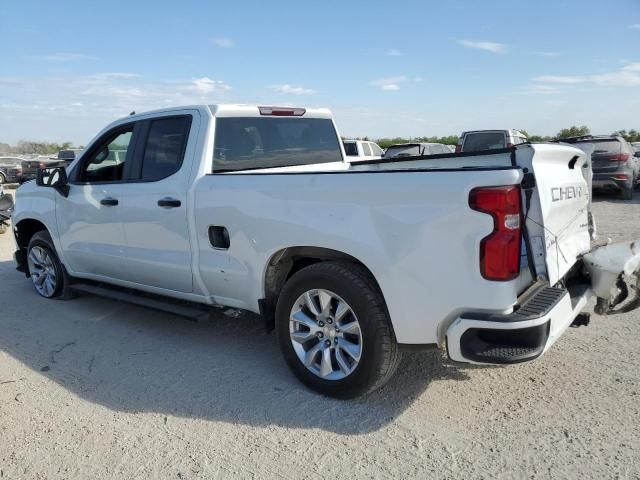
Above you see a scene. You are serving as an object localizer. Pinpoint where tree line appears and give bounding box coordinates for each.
[0,140,79,156]
[2,125,639,155]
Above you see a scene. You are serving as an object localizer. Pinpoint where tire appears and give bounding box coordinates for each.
[26,231,75,300]
[275,261,400,398]
[620,186,633,200]
[0,173,5,185]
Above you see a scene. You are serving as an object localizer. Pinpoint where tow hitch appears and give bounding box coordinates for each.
[583,240,640,315]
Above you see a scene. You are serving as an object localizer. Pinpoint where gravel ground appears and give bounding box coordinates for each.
[0,191,638,479]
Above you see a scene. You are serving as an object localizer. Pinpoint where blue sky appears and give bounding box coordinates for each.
[1,0,639,145]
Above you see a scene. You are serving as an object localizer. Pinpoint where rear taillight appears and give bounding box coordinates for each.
[259,106,306,116]
[455,144,462,153]
[469,186,522,281]
[608,153,630,162]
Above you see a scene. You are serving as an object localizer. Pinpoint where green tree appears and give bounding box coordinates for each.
[528,134,551,142]
[556,125,590,139]
[613,129,640,142]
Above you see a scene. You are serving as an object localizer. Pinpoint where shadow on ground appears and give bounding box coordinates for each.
[592,189,640,205]
[0,260,480,434]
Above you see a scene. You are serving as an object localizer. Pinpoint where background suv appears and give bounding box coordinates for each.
[343,140,384,160]
[561,135,638,200]
[383,142,451,158]
[0,157,24,184]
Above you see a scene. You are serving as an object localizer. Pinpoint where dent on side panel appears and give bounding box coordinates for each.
[193,167,524,344]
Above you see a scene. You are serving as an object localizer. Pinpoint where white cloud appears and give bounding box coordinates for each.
[87,72,141,80]
[457,40,506,54]
[532,75,586,84]
[519,62,640,95]
[33,52,99,62]
[591,69,640,87]
[629,24,640,29]
[622,62,640,72]
[544,100,568,106]
[512,84,563,95]
[534,51,561,57]
[386,48,403,56]
[531,63,640,88]
[270,84,316,95]
[211,37,233,48]
[190,77,231,94]
[0,72,237,143]
[370,76,407,90]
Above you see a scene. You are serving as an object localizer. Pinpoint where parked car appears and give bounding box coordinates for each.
[0,184,13,234]
[383,142,450,158]
[342,140,384,161]
[0,156,24,184]
[559,135,638,200]
[56,149,83,163]
[456,129,528,153]
[12,104,640,398]
[19,156,69,183]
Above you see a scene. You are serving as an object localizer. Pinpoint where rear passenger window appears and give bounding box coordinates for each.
[429,145,445,154]
[361,142,372,156]
[141,116,191,181]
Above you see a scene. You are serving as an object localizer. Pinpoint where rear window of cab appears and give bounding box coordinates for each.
[463,132,506,152]
[213,117,343,172]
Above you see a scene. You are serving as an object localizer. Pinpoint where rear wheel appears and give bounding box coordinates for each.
[276,261,400,398]
[27,231,74,299]
[0,173,6,185]
[620,186,633,200]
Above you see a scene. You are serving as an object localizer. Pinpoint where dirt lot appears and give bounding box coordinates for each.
[0,193,638,479]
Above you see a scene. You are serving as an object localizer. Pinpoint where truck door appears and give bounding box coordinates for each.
[56,124,138,281]
[117,110,199,293]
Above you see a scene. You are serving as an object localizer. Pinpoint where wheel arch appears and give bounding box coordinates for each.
[262,246,388,323]
[14,218,49,249]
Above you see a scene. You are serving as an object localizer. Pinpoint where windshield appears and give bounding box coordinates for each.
[582,140,621,155]
[213,117,342,171]
[463,132,506,152]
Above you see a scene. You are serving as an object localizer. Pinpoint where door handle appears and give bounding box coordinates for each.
[158,197,181,208]
[100,197,118,206]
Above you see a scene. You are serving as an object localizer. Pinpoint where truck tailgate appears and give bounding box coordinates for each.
[519,144,591,284]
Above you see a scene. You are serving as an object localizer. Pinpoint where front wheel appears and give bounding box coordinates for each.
[276,261,400,398]
[27,231,74,299]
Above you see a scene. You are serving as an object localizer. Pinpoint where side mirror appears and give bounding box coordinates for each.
[36,166,69,197]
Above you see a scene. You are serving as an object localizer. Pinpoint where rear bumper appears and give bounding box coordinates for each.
[447,284,592,364]
[592,173,633,191]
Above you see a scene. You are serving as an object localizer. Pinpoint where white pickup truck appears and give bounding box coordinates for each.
[12,105,640,398]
